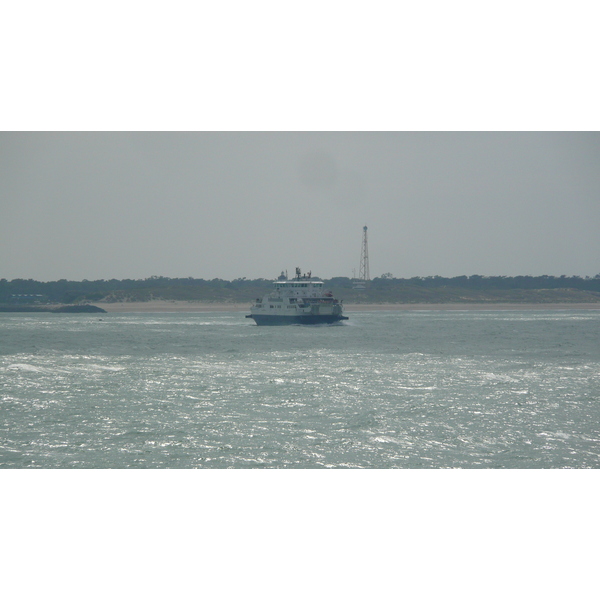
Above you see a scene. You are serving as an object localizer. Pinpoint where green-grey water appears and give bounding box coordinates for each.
[1,310,599,468]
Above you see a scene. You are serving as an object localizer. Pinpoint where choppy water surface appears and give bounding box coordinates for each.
[1,310,599,468]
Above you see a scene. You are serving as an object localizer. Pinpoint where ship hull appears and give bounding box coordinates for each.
[246,314,349,326]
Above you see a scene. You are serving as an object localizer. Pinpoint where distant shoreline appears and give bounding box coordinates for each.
[0,304,106,314]
[92,301,600,313]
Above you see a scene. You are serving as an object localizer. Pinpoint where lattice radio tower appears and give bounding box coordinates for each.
[358,225,370,281]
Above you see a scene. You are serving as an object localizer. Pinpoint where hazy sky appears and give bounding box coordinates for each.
[1,132,599,282]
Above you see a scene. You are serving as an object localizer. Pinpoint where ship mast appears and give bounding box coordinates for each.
[358,225,370,282]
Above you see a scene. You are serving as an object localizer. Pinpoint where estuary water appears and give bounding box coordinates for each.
[1,309,599,468]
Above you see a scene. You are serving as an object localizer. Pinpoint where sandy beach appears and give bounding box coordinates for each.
[95,301,249,313]
[94,301,600,313]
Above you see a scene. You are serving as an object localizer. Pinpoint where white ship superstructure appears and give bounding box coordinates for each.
[246,268,348,325]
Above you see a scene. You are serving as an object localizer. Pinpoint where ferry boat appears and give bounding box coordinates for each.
[246,268,349,326]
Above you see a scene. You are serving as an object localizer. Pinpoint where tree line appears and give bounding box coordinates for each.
[1,274,600,305]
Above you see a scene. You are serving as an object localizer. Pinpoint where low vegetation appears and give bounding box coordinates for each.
[1,274,600,305]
